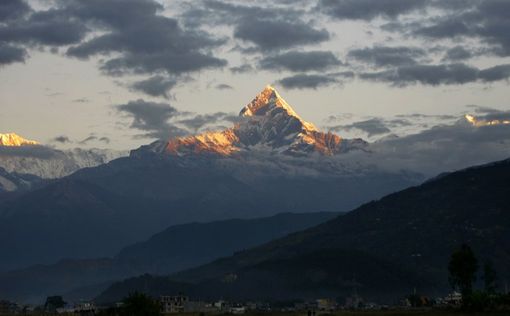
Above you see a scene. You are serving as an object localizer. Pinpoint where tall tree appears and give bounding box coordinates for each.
[483,260,498,294]
[120,292,161,316]
[44,296,66,312]
[448,244,478,299]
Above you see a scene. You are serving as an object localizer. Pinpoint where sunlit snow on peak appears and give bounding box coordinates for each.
[465,114,510,127]
[0,133,38,147]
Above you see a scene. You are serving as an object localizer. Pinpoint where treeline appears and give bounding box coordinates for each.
[448,243,510,311]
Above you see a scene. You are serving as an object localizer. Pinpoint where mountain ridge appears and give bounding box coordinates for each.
[0,146,127,179]
[0,87,421,273]
[133,86,367,157]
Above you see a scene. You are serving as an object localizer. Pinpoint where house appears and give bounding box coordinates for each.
[345,295,364,309]
[183,301,216,313]
[443,291,462,306]
[160,295,189,314]
[74,302,97,316]
[231,306,246,314]
[316,298,337,311]
[0,300,19,315]
[214,300,229,311]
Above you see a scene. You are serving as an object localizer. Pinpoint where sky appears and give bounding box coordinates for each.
[1,0,510,150]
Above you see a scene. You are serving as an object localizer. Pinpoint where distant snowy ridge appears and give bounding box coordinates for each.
[0,167,43,192]
[0,146,127,179]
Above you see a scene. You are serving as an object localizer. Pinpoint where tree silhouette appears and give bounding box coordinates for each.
[483,260,498,294]
[120,292,161,316]
[448,244,478,300]
[44,296,66,312]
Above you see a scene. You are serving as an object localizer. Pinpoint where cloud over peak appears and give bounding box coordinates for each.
[116,99,187,139]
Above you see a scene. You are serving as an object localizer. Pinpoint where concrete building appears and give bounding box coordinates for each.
[160,295,188,314]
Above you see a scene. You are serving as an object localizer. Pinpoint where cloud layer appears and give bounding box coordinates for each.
[2,0,510,91]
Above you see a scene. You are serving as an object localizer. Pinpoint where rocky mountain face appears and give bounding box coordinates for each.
[97,157,510,303]
[133,86,367,157]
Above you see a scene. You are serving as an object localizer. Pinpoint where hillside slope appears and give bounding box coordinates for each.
[0,212,338,303]
[98,158,510,302]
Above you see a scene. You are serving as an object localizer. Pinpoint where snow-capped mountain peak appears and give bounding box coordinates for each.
[240,85,318,133]
[133,86,367,157]
[0,133,38,146]
[240,86,284,116]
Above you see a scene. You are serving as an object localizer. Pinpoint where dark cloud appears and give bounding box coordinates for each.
[324,113,355,123]
[64,0,227,76]
[65,0,164,27]
[0,43,27,65]
[0,0,31,22]
[72,98,89,103]
[0,0,227,79]
[52,136,72,144]
[477,1,510,56]
[330,71,355,79]
[234,18,330,52]
[348,46,427,67]
[78,135,111,145]
[441,46,474,61]
[183,0,330,52]
[331,118,391,137]
[46,92,63,97]
[326,116,419,140]
[99,51,226,77]
[78,135,97,145]
[317,0,427,20]
[431,0,480,11]
[259,51,342,72]
[98,137,110,144]
[178,112,238,133]
[395,113,457,120]
[0,145,59,159]
[469,110,510,123]
[130,76,177,99]
[478,64,510,82]
[277,74,339,90]
[367,120,510,176]
[402,1,510,57]
[215,83,233,90]
[181,0,303,27]
[413,19,471,39]
[359,63,510,86]
[465,105,504,115]
[230,64,254,74]
[0,9,88,47]
[116,99,187,139]
[186,2,329,51]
